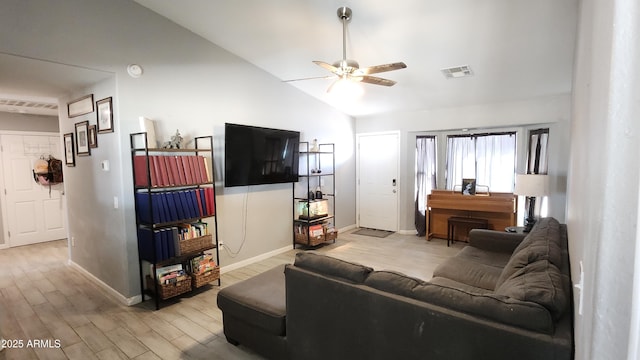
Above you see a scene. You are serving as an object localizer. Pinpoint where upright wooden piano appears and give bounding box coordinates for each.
[426,190,517,240]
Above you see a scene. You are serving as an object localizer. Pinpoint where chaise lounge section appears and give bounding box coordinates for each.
[217,217,573,359]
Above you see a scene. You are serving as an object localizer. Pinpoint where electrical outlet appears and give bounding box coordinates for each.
[71,236,75,247]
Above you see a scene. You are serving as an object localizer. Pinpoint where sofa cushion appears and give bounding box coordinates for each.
[217,265,287,335]
[432,256,503,290]
[364,271,554,333]
[364,270,426,297]
[495,259,568,319]
[495,217,563,288]
[293,252,373,284]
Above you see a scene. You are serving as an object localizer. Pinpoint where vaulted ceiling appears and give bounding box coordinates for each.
[0,0,578,118]
[135,0,579,117]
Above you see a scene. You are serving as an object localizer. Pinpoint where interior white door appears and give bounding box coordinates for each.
[1,134,67,247]
[357,132,399,232]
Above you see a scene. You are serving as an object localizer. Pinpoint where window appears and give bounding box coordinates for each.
[527,128,549,174]
[445,132,516,193]
[526,128,549,217]
[415,136,437,236]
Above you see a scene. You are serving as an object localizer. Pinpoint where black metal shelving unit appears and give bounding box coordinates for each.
[130,132,220,309]
[292,142,336,247]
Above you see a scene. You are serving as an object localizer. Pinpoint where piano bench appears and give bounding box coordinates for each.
[447,217,489,247]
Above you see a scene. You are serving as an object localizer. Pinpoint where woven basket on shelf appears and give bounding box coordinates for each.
[179,235,213,255]
[146,275,192,300]
[295,229,338,246]
[191,266,220,288]
[325,230,338,242]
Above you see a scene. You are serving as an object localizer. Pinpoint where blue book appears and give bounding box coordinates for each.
[198,189,208,216]
[135,192,152,223]
[172,191,185,221]
[165,192,179,222]
[169,227,179,257]
[137,228,163,262]
[159,192,171,223]
[150,193,164,223]
[178,191,193,220]
[160,228,169,260]
[189,190,200,218]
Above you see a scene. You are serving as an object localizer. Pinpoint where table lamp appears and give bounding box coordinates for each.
[514,174,549,232]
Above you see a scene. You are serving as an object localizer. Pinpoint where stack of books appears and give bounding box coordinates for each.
[133,155,212,187]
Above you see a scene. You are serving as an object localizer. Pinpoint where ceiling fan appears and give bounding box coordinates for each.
[287,6,407,92]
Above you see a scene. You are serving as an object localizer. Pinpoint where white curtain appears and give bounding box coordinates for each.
[476,134,516,192]
[445,136,475,189]
[415,136,436,236]
[446,133,516,192]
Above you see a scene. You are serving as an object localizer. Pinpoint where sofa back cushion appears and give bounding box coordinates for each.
[495,217,563,288]
[495,259,568,320]
[293,252,373,284]
[364,271,556,333]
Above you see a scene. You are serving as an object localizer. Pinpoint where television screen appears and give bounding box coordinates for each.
[224,123,300,187]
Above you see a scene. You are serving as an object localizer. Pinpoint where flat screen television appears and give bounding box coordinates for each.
[224,123,300,187]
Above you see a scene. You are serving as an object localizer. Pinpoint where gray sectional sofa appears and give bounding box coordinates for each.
[217,217,574,359]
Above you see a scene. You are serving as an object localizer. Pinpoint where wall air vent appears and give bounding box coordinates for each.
[441,65,473,79]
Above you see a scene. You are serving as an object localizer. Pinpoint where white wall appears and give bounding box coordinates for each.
[568,0,640,359]
[0,0,356,300]
[356,94,572,232]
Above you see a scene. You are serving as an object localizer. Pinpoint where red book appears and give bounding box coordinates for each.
[205,187,215,216]
[197,156,209,183]
[159,156,170,186]
[195,188,204,217]
[149,156,159,186]
[167,156,181,186]
[151,155,168,186]
[178,156,193,184]
[174,156,187,185]
[187,156,200,184]
[133,155,149,187]
[163,156,175,186]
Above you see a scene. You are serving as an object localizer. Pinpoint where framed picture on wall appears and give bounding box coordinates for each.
[88,124,98,148]
[67,94,94,118]
[63,132,75,166]
[75,120,91,156]
[96,97,114,133]
[462,178,476,195]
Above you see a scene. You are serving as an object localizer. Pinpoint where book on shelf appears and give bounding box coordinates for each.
[309,224,324,237]
[133,154,213,187]
[189,253,217,275]
[154,264,187,285]
[136,189,215,224]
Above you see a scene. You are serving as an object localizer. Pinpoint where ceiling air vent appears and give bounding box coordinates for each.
[441,65,473,79]
[0,98,59,116]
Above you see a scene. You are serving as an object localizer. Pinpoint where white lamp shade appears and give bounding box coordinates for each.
[514,174,549,196]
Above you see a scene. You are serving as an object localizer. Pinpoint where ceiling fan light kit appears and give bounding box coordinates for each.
[288,7,407,95]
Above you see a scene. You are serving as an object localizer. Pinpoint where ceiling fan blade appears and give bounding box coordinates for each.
[313,61,341,75]
[360,75,397,87]
[355,62,407,75]
[284,75,336,83]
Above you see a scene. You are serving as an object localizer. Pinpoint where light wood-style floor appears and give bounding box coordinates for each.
[0,231,462,360]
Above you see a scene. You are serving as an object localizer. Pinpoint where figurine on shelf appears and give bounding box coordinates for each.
[310,139,319,152]
[163,129,184,149]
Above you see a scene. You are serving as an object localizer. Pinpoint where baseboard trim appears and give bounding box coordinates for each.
[220,245,292,274]
[339,224,357,233]
[397,229,418,235]
[68,260,140,306]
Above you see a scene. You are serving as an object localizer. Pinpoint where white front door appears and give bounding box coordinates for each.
[356,132,400,232]
[0,134,67,247]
